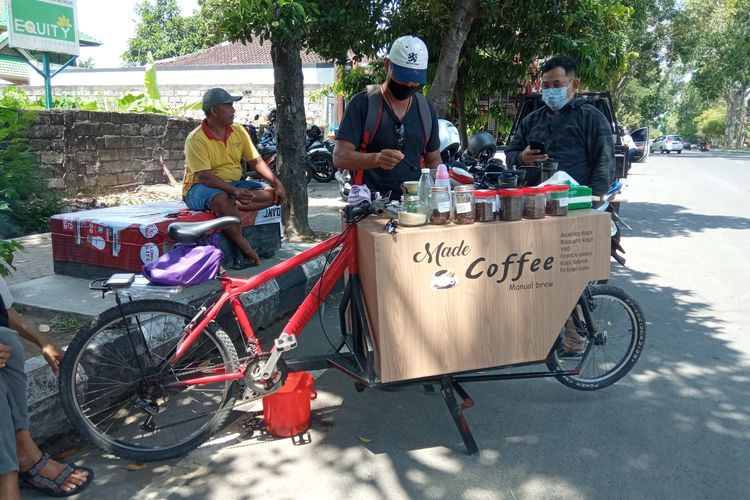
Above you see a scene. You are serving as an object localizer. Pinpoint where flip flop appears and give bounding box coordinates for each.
[19,452,94,498]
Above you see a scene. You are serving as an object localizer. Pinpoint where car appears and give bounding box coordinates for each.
[507,91,643,180]
[682,139,692,151]
[650,135,684,154]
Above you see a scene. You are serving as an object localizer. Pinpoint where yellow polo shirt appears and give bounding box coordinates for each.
[182,121,260,197]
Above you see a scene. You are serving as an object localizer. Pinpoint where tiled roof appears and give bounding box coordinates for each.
[158,40,331,67]
[0,53,27,82]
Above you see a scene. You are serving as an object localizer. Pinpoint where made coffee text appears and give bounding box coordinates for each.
[465,251,554,283]
[412,240,471,267]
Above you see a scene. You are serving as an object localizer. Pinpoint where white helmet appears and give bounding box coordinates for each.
[438,119,460,160]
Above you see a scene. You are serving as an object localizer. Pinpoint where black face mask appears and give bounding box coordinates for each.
[387,78,418,100]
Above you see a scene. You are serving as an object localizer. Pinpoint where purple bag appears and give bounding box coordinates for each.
[142,244,223,286]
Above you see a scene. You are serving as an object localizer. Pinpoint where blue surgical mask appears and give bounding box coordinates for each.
[542,85,571,111]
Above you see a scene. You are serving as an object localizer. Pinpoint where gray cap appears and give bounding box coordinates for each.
[202,88,242,112]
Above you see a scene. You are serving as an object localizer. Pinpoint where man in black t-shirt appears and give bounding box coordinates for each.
[334,35,441,200]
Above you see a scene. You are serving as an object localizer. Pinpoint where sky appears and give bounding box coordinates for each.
[76,0,199,68]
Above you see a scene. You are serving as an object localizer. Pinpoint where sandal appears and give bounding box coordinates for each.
[19,452,94,498]
[561,320,587,355]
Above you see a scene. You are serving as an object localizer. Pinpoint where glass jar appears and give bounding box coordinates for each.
[523,186,547,219]
[399,195,428,226]
[498,188,524,221]
[545,184,570,216]
[474,189,497,222]
[453,185,475,224]
[498,173,519,189]
[429,186,451,225]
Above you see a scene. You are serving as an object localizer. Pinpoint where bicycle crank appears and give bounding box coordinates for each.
[241,353,288,400]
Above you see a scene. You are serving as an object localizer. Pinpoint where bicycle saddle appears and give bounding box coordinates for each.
[168,216,241,244]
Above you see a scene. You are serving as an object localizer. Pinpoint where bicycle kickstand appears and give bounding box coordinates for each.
[439,376,479,455]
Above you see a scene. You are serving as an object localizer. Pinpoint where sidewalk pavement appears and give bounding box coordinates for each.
[6,182,347,441]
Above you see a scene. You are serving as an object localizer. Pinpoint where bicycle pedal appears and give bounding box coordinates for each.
[274,332,297,352]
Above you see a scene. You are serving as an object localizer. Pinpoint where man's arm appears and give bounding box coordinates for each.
[586,113,616,196]
[8,308,64,374]
[424,149,441,169]
[246,156,286,204]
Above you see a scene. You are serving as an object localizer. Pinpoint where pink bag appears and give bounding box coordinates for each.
[142,244,223,286]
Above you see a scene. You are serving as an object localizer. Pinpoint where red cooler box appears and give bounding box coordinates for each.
[51,201,281,278]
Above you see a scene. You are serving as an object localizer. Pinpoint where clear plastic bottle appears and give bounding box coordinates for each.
[435,163,451,193]
[418,168,434,215]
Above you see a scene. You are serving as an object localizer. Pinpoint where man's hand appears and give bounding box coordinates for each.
[233,187,256,205]
[374,149,404,170]
[0,343,11,369]
[520,146,549,166]
[41,343,64,375]
[272,182,287,205]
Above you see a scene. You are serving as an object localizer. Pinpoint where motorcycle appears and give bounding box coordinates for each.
[305,124,336,183]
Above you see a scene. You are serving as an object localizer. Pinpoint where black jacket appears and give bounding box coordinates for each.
[505,97,614,195]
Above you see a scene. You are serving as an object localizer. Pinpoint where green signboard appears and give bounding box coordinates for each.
[7,0,80,56]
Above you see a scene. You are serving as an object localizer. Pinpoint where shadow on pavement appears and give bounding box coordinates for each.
[623,202,750,239]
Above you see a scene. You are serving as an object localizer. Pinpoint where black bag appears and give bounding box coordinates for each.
[0,295,8,328]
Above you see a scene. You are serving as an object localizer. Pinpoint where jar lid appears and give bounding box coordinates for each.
[404,195,421,201]
[524,186,546,194]
[545,184,570,192]
[498,188,523,197]
[430,186,449,192]
[454,185,475,192]
[474,189,496,198]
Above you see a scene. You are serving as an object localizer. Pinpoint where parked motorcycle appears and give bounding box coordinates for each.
[305,124,336,183]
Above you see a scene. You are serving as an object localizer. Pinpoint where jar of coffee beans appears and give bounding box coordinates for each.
[429,186,451,225]
[474,189,497,222]
[523,186,546,219]
[453,185,475,224]
[545,184,570,216]
[498,188,524,221]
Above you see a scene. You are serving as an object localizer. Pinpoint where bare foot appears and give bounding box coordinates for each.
[242,247,261,266]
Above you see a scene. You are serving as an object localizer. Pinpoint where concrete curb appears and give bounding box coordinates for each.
[17,244,333,442]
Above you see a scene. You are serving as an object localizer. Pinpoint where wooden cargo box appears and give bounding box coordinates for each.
[356,209,610,383]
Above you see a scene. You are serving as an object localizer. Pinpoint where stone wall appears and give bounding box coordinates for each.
[23,110,199,192]
[21,83,329,126]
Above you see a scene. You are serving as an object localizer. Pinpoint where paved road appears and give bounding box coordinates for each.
[29,155,750,500]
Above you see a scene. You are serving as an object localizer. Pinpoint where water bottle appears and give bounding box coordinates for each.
[418,168,434,207]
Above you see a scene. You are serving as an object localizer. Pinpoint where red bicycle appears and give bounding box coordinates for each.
[59,199,645,461]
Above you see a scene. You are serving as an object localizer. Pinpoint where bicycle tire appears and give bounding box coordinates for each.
[59,299,239,462]
[547,285,646,391]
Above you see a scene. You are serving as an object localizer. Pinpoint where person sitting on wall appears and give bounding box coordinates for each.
[0,275,95,498]
[182,88,286,266]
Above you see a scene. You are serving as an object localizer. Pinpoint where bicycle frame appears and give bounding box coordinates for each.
[165,224,361,388]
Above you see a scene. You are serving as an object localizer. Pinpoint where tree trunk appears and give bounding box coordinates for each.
[724,84,749,149]
[271,36,312,237]
[455,76,468,152]
[427,0,481,118]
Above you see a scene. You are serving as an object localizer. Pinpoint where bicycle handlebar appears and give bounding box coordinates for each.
[344,199,387,222]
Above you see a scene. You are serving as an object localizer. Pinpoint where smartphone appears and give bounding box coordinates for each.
[104,273,136,289]
[529,141,545,154]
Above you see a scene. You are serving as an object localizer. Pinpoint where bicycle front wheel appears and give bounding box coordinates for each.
[547,285,646,391]
[59,299,239,462]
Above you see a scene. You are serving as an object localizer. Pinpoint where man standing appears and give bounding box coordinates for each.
[334,35,441,200]
[505,55,614,196]
[183,88,286,265]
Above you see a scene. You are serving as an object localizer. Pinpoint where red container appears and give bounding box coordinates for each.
[263,372,317,437]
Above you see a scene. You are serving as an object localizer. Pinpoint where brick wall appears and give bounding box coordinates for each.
[24,110,199,192]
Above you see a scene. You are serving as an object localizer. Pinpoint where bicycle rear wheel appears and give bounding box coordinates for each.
[547,285,646,391]
[59,299,239,462]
